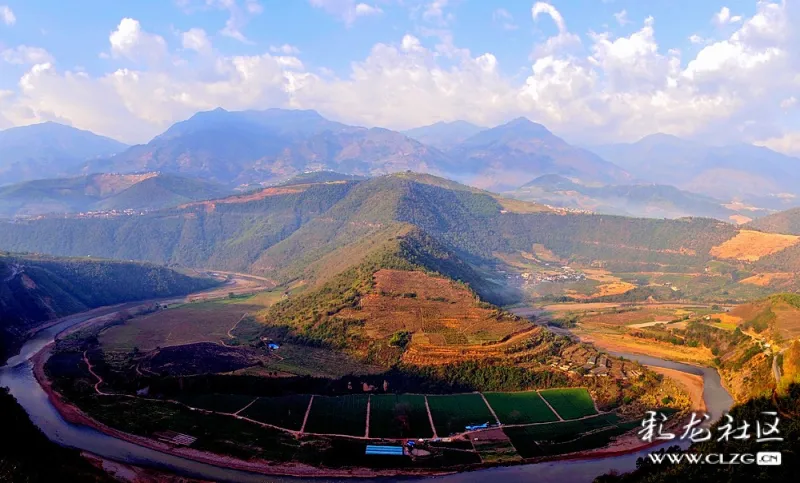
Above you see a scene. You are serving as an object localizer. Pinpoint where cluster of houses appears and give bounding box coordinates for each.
[520,266,586,286]
[548,353,643,380]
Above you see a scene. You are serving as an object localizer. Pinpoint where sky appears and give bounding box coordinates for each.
[0,0,798,154]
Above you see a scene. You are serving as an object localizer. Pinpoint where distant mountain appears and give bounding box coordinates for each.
[746,207,800,235]
[0,172,231,217]
[86,108,450,186]
[509,174,770,223]
[447,117,632,191]
[0,122,128,185]
[590,133,800,203]
[403,120,485,150]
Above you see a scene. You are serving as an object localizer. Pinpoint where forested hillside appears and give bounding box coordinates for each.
[0,173,792,309]
[0,254,217,363]
[747,207,800,235]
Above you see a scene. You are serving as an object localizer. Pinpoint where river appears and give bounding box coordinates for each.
[0,307,733,483]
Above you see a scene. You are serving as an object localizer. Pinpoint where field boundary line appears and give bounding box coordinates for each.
[300,395,314,434]
[536,390,564,421]
[233,398,258,416]
[424,396,438,438]
[365,395,371,438]
[479,392,501,425]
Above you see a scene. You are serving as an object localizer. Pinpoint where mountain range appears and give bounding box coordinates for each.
[0,122,128,185]
[591,133,800,204]
[4,110,800,219]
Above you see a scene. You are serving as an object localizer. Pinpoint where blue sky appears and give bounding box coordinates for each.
[0,1,797,153]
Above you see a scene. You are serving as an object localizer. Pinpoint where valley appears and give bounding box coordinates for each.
[2,112,800,483]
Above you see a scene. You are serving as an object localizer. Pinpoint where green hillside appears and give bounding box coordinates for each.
[0,173,782,310]
[747,207,800,235]
[0,254,218,363]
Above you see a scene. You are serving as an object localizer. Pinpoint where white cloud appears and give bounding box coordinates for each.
[613,9,630,26]
[182,0,262,43]
[2,0,800,155]
[1,46,54,65]
[756,132,800,155]
[355,3,382,16]
[182,28,212,53]
[309,0,383,25]
[492,8,518,30]
[423,0,450,23]
[270,44,300,55]
[688,34,705,44]
[531,2,581,57]
[109,18,168,64]
[0,5,14,26]
[714,6,743,25]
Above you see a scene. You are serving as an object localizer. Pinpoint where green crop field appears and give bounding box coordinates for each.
[427,394,495,436]
[483,391,559,425]
[503,414,632,457]
[172,393,255,414]
[239,395,312,431]
[538,388,597,420]
[368,394,434,438]
[303,395,369,436]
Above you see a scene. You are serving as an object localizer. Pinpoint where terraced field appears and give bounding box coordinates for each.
[483,391,559,424]
[427,394,495,436]
[303,395,369,436]
[539,388,597,420]
[338,270,530,348]
[239,395,312,431]
[368,394,434,438]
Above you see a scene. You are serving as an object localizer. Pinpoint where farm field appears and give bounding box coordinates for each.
[368,394,434,438]
[503,413,622,457]
[98,300,263,352]
[239,395,312,431]
[538,388,597,420]
[710,230,799,261]
[483,391,559,425]
[303,395,369,436]
[172,393,254,414]
[427,393,495,436]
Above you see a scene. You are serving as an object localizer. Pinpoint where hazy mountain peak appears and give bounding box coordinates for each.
[403,120,485,150]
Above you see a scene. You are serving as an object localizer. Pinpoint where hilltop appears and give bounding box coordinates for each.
[0,172,231,217]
